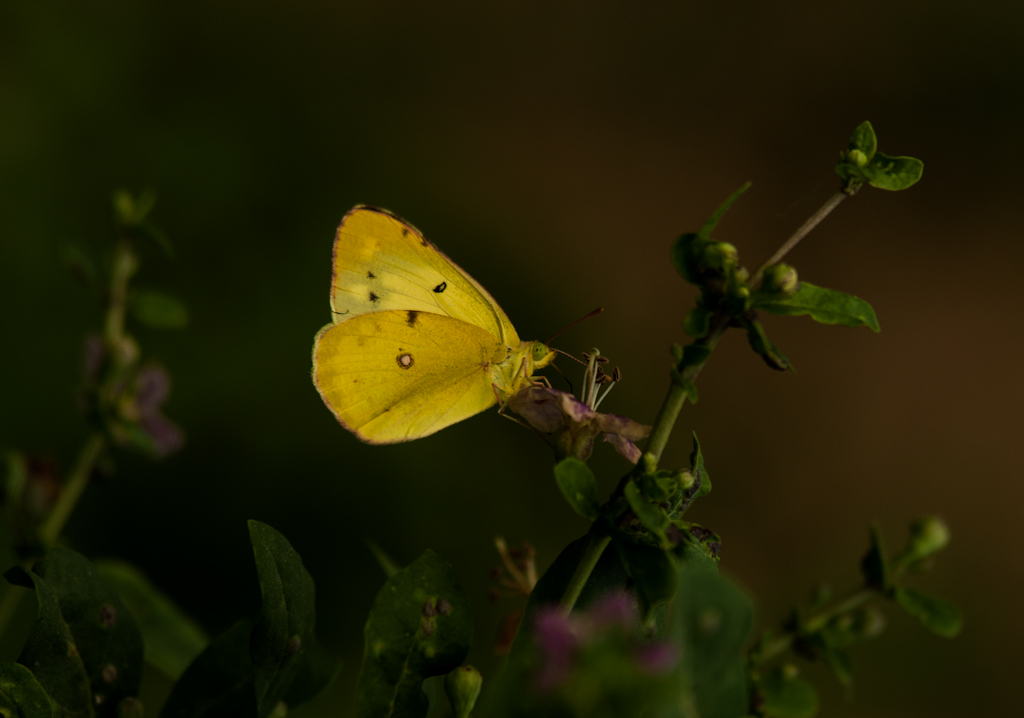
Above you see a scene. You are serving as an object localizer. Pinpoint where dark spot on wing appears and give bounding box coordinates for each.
[369,291,379,303]
[402,228,409,237]
[421,237,429,247]
[433,281,447,293]
[367,271,376,279]
[406,310,419,326]
[397,353,414,369]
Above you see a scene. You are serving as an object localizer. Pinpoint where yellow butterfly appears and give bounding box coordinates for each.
[311,206,556,444]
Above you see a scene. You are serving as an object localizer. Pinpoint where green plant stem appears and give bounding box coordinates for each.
[755,588,872,665]
[645,319,728,465]
[39,432,106,547]
[559,532,612,615]
[104,238,136,345]
[749,191,847,288]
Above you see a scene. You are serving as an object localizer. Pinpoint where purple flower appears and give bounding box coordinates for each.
[508,386,650,463]
[133,366,184,457]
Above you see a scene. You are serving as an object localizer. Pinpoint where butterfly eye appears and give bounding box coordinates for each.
[532,343,549,361]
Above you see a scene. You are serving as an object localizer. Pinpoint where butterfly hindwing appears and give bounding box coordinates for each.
[330,206,520,346]
[312,310,504,443]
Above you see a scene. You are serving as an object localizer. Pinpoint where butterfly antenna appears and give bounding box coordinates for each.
[545,307,604,345]
[551,348,588,367]
[548,361,574,394]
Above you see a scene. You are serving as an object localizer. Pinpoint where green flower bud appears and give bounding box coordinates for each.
[848,149,869,167]
[906,516,950,558]
[445,665,483,718]
[701,241,739,271]
[761,263,799,297]
[676,469,695,491]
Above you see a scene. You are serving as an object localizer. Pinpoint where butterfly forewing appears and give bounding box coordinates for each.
[330,207,520,346]
[312,310,503,443]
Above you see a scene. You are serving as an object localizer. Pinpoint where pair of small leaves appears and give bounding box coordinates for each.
[860,524,962,638]
[4,548,145,717]
[355,550,473,718]
[836,121,923,193]
[161,521,340,718]
[113,190,175,257]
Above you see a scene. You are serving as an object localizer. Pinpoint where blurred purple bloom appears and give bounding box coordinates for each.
[588,591,638,630]
[508,386,651,463]
[533,608,581,691]
[134,366,184,457]
[110,365,184,458]
[135,365,170,413]
[633,642,680,675]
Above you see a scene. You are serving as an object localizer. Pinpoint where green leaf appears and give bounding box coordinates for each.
[682,306,712,339]
[624,482,670,544]
[847,121,878,160]
[754,282,879,332]
[821,643,853,688]
[743,318,791,371]
[672,566,753,718]
[688,433,712,500]
[681,379,699,404]
[11,547,146,718]
[894,588,962,638]
[355,550,473,718]
[159,620,257,718]
[860,524,890,591]
[129,291,189,329]
[248,521,340,717]
[0,662,53,718]
[671,233,707,285]
[4,566,92,718]
[94,560,208,680]
[864,152,924,191]
[553,459,600,521]
[611,534,677,619]
[698,182,752,237]
[757,666,819,718]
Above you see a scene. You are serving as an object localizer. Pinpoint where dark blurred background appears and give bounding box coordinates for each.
[2,1,1022,715]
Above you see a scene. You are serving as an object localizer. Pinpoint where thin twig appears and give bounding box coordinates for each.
[749,191,847,288]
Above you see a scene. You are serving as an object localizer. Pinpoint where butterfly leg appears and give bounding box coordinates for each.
[495,395,552,444]
[493,383,509,414]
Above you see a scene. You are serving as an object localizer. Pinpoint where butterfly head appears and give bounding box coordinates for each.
[530,341,556,370]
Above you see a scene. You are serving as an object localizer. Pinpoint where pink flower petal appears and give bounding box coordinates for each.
[602,433,642,464]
